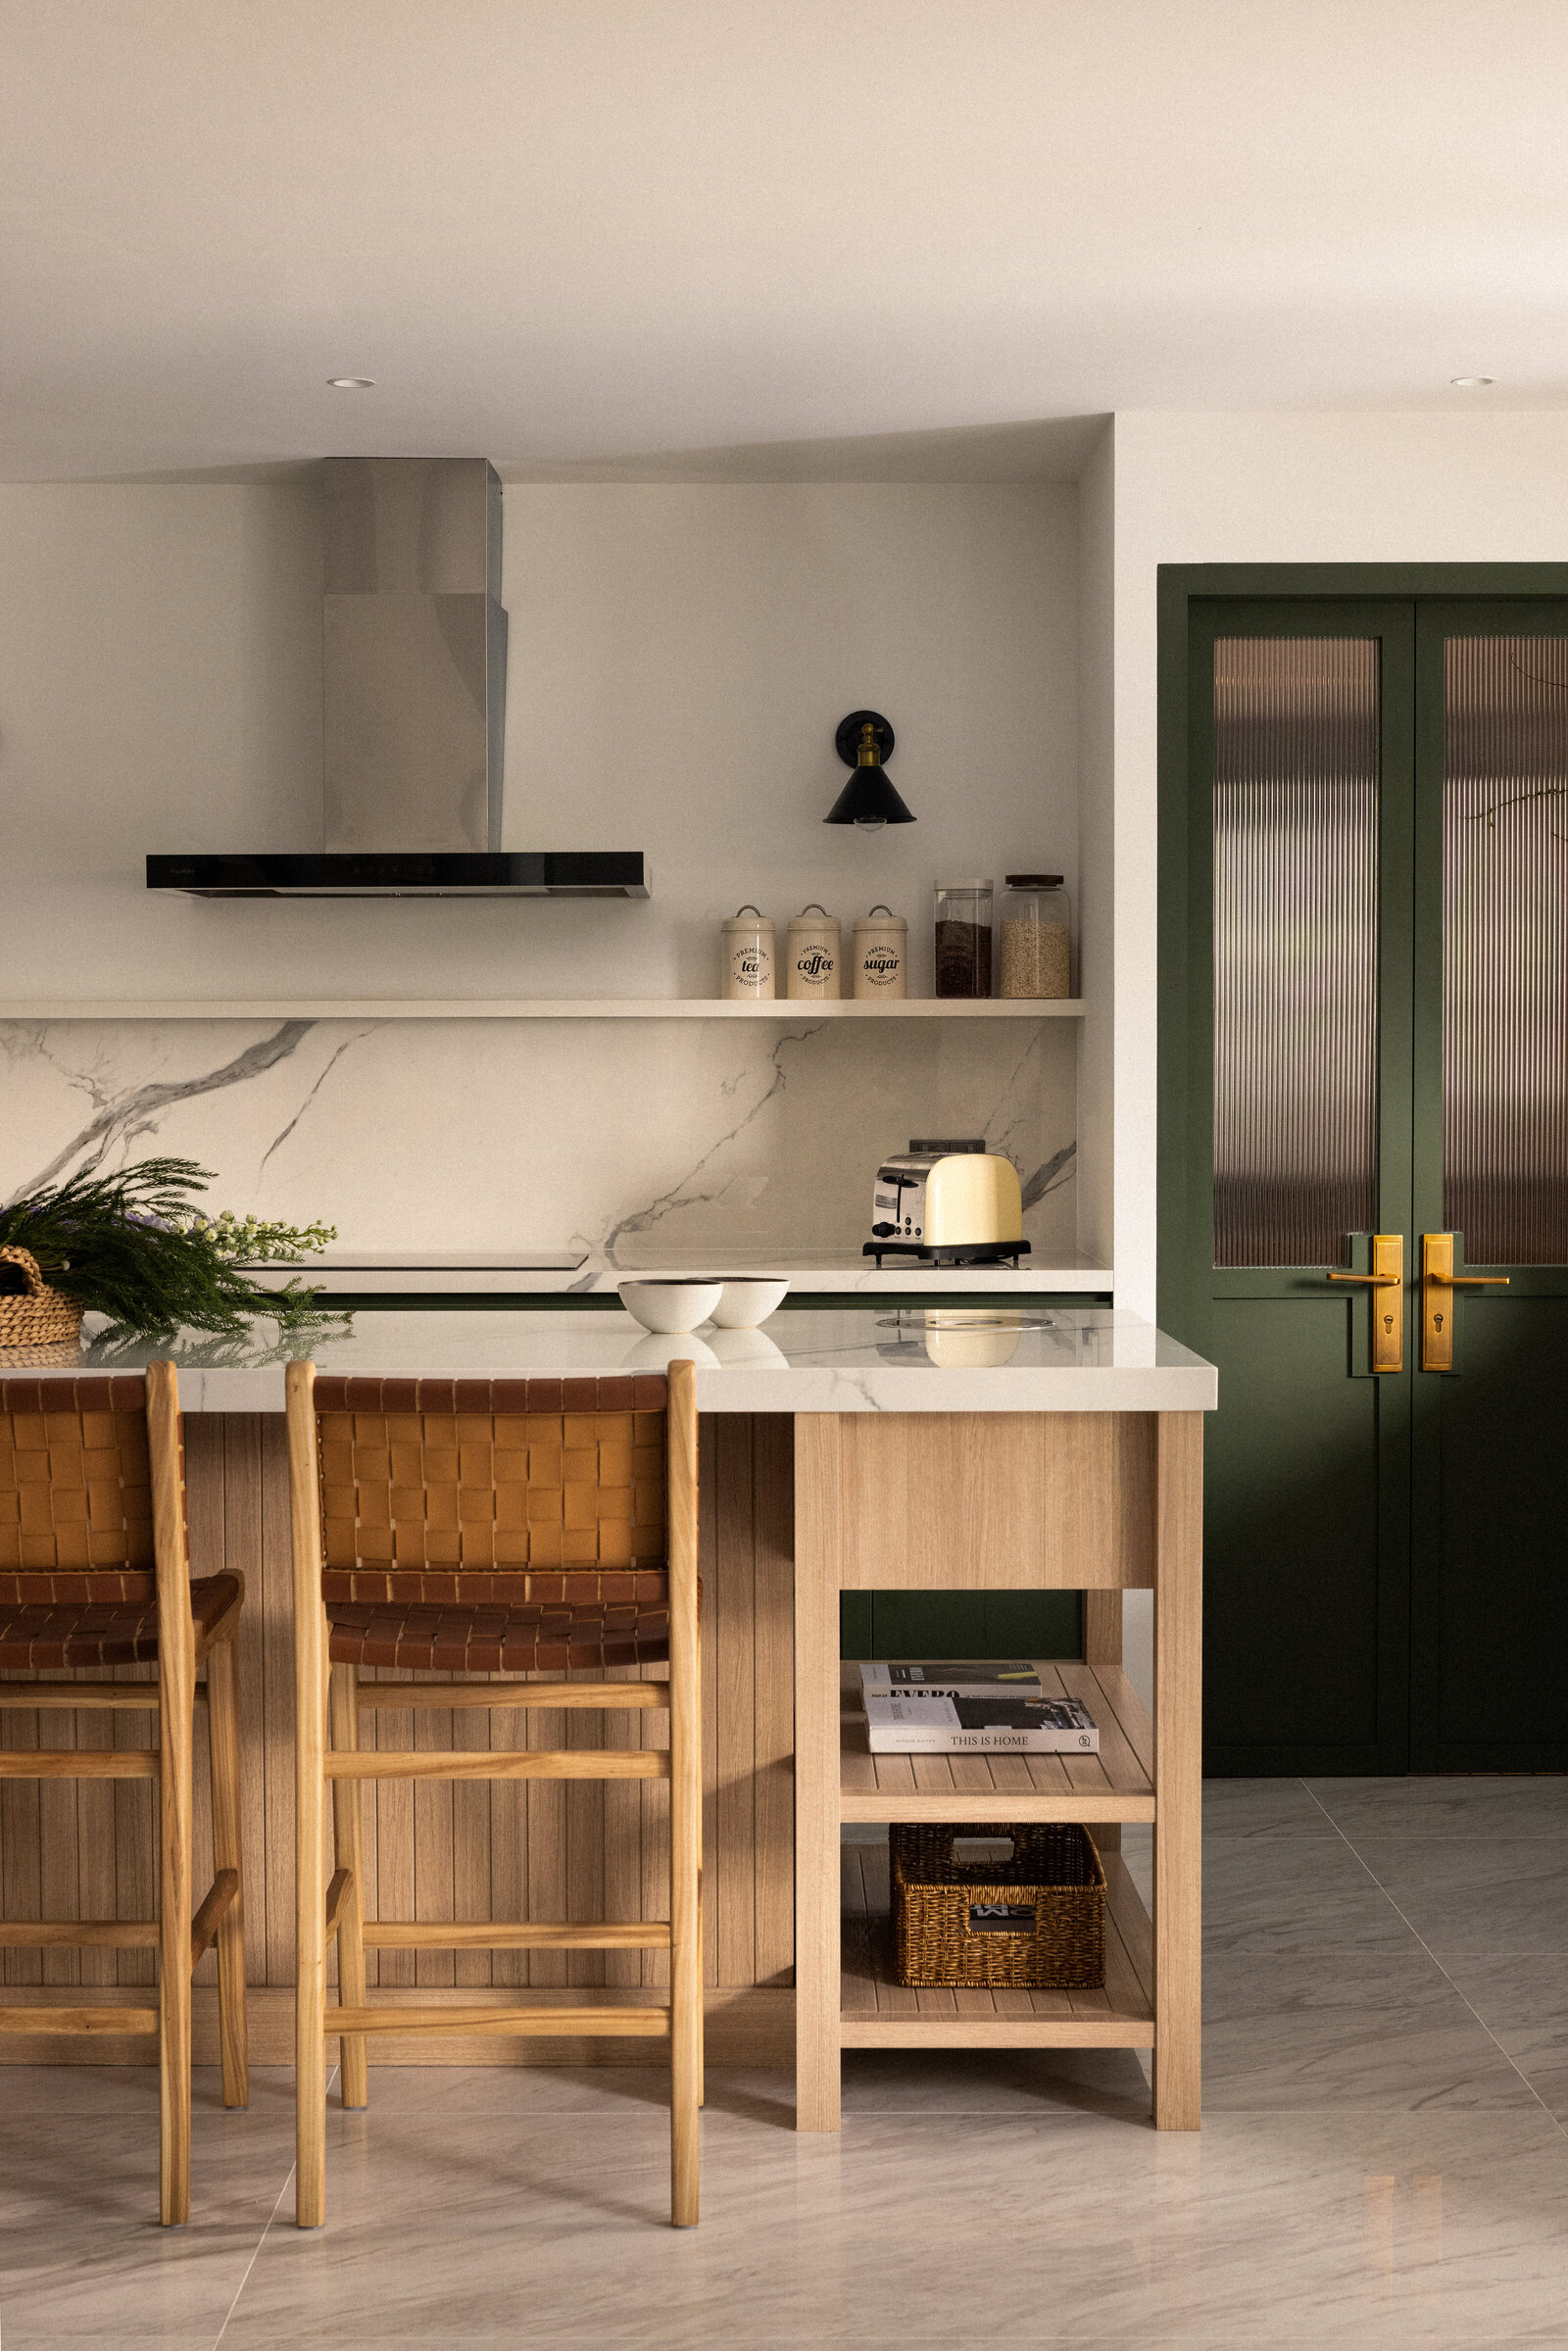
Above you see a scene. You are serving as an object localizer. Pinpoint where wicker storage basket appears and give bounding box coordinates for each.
[0,1246,84,1354]
[891,1821,1105,1990]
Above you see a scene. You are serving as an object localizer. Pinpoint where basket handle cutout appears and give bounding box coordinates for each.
[966,1901,1037,1935]
[954,1836,1014,1867]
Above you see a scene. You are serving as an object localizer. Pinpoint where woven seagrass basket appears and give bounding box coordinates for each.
[0,1246,84,1355]
[891,1820,1105,1990]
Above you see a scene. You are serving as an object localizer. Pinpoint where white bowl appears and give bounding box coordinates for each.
[617,1278,724,1334]
[709,1278,789,1329]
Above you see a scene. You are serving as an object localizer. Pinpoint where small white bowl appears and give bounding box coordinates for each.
[709,1278,789,1329]
[617,1278,724,1335]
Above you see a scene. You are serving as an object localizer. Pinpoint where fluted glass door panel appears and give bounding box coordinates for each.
[1212,637,1380,1267]
[1443,636,1568,1265]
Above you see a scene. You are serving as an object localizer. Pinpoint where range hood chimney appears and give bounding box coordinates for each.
[148,457,648,899]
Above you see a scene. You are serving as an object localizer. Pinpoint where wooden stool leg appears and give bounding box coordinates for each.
[158,1632,195,2226]
[295,1637,327,2226]
[328,1663,368,2109]
[206,1631,250,2108]
[667,1359,701,2226]
[289,1361,329,2228]
[669,1762,701,2225]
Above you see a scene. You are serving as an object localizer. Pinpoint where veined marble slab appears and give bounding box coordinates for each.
[241,1247,1112,1296]
[61,1307,1217,1414]
[0,1012,1081,1265]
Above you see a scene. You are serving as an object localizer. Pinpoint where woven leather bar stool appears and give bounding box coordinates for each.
[0,1364,249,2224]
[286,1355,701,2228]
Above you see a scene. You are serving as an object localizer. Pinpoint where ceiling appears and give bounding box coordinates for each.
[5,0,1567,483]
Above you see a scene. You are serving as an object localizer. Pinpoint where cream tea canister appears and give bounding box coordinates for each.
[786,904,842,1000]
[720,906,775,1000]
[852,905,907,1000]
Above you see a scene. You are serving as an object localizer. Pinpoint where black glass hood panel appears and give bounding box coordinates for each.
[146,853,649,899]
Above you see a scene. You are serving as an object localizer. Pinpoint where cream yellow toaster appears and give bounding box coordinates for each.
[864,1138,1029,1268]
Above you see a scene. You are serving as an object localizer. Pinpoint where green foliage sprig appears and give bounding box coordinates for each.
[0,1157,339,1342]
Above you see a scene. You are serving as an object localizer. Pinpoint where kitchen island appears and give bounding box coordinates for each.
[0,1308,1214,2128]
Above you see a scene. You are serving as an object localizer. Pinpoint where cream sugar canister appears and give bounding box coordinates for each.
[852,904,907,1001]
[720,906,775,1000]
[786,904,842,1000]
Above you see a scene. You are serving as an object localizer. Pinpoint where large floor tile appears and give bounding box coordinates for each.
[0,2117,290,2347]
[1200,1842,1409,1960]
[1438,1949,1568,2122]
[1200,1937,1540,2118]
[1202,1778,1342,1840]
[1349,1837,1568,1956]
[1310,1777,1568,1844]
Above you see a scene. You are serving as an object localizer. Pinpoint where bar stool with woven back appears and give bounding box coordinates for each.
[286,1355,702,2228]
[0,1365,249,2224]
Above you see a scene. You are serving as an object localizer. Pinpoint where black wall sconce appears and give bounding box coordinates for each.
[825,710,915,831]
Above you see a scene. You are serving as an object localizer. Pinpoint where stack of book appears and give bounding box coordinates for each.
[858,1661,1100,1754]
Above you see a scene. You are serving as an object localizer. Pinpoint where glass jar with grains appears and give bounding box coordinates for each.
[1000,873,1073,1000]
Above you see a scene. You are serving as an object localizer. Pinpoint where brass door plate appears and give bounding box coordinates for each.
[1328,1232,1403,1372]
[1423,1231,1456,1372]
[1366,1231,1403,1373]
[1422,1232,1508,1370]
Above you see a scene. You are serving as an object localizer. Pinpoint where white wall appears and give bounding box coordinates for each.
[0,478,1079,1005]
[1075,426,1114,1270]
[1109,409,1568,1318]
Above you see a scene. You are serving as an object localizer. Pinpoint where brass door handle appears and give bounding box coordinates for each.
[1422,1232,1508,1371]
[1328,1234,1403,1371]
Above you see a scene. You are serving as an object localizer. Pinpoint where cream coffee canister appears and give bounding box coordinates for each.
[720,906,775,1000]
[786,905,841,1000]
[853,905,906,1000]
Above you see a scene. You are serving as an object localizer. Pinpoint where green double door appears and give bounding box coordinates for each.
[1163,586,1568,1774]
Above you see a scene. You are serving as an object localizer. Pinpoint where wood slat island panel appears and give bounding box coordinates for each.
[0,1411,796,2063]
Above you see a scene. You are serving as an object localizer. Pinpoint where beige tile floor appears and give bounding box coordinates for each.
[3,1778,1567,2348]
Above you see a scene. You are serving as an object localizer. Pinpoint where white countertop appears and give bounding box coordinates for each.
[74,1307,1215,1414]
[245,1249,1114,1298]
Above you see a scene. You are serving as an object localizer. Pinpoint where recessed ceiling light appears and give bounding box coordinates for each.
[1449,374,1495,387]
[327,376,375,390]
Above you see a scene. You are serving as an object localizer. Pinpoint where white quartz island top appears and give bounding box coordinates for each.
[74,1308,1216,1415]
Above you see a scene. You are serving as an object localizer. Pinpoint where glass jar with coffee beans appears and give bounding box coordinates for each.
[933,880,994,998]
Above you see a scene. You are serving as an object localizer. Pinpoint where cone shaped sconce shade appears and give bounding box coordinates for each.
[825,710,914,829]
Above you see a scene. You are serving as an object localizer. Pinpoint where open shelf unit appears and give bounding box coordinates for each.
[0,997,1085,1022]
[837,1660,1155,2050]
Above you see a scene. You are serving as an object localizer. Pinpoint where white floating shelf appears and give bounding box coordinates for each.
[0,998,1086,1022]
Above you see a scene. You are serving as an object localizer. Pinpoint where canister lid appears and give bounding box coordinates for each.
[934,878,994,892]
[854,904,906,931]
[1004,873,1064,888]
[787,903,839,929]
[722,905,774,930]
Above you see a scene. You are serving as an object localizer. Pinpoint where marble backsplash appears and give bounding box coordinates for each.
[0,1016,1079,1264]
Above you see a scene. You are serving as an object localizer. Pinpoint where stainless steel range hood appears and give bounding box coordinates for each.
[147,458,649,900]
